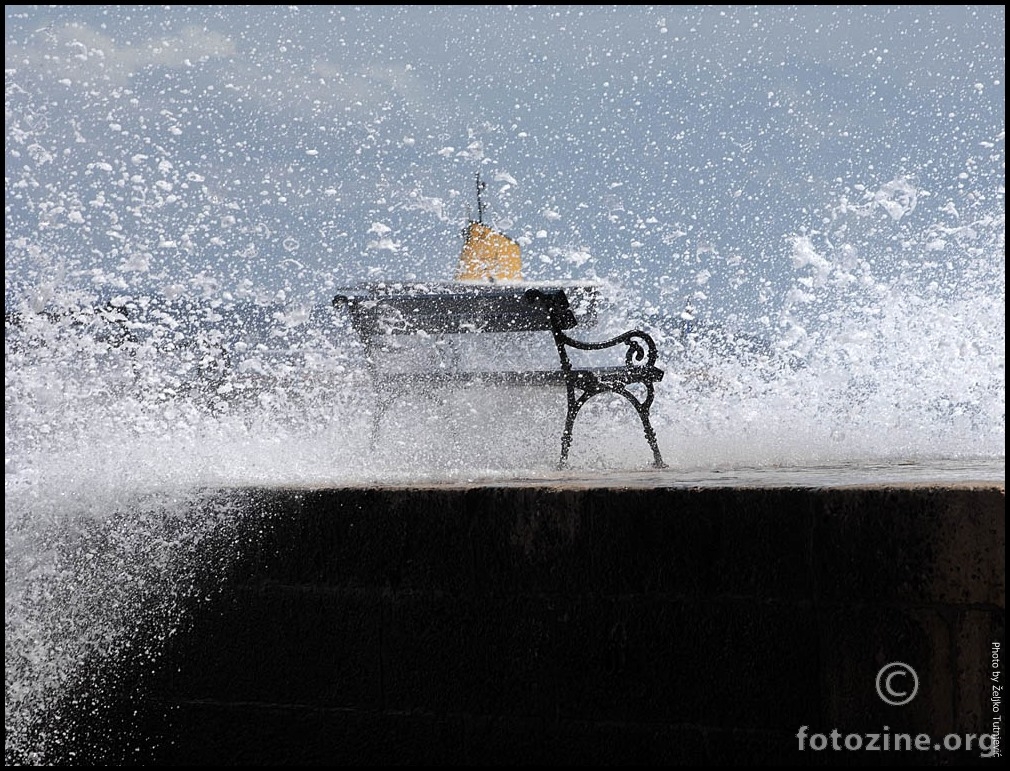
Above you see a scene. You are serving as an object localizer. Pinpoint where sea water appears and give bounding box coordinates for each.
[6,187,1003,762]
[5,6,1005,763]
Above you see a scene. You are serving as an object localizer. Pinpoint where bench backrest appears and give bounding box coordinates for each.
[332,283,598,338]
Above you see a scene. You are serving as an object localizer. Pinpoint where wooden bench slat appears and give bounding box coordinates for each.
[334,285,589,335]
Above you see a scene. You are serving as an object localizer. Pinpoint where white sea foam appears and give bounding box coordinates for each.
[5,188,1005,765]
[4,5,1004,761]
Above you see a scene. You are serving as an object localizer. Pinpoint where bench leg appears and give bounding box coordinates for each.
[561,386,667,470]
[559,390,591,470]
[617,388,666,469]
[608,389,665,469]
[636,404,666,469]
[367,391,394,450]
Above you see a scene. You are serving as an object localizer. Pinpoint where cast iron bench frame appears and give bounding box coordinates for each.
[332,283,666,469]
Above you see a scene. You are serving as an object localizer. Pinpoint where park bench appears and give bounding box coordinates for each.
[331,281,666,469]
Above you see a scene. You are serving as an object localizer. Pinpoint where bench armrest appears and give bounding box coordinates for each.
[524,288,660,372]
[559,328,660,371]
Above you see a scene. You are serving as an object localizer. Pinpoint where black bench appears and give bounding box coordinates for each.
[332,282,666,469]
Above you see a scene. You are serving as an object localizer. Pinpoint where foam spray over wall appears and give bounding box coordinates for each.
[5,5,1004,763]
[6,169,1003,764]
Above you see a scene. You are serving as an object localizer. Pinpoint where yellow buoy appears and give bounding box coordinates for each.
[455,172,523,282]
[456,220,523,282]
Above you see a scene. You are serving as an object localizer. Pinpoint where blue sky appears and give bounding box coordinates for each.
[5,5,1005,327]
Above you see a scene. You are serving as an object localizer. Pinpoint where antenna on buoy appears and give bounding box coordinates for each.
[455,171,523,282]
[475,170,486,224]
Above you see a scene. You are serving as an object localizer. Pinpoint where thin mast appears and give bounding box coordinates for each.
[475,171,486,224]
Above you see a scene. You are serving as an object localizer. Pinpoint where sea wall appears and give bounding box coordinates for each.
[95,482,1004,764]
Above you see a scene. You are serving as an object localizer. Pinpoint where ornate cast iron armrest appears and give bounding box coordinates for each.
[525,288,659,372]
[556,328,661,375]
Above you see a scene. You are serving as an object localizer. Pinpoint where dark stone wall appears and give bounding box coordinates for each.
[106,484,1005,764]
